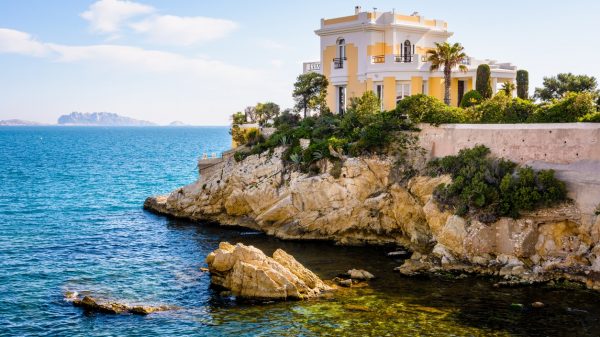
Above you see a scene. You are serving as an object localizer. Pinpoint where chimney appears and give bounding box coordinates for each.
[355,6,361,14]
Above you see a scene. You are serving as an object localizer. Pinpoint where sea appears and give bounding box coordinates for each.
[1,126,599,336]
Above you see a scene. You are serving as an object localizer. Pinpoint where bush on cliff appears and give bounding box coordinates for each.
[236,91,417,171]
[466,92,537,123]
[427,145,567,222]
[395,94,470,125]
[527,92,597,123]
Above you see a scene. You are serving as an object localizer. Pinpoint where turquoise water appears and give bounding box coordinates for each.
[1,126,600,336]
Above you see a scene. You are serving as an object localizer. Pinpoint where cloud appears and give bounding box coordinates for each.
[81,0,154,34]
[0,28,257,81]
[130,15,238,46]
[0,29,47,56]
[81,0,238,46]
[257,38,288,51]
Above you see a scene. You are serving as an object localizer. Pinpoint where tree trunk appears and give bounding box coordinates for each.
[444,66,452,106]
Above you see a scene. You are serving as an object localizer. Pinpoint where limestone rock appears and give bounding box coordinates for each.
[68,294,173,315]
[346,269,375,280]
[205,242,330,300]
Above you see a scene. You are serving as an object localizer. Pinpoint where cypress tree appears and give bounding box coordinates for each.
[476,64,493,99]
[516,69,529,99]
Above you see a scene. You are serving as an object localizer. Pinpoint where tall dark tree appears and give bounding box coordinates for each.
[427,42,468,105]
[292,72,329,118]
[476,64,493,99]
[516,69,529,99]
[534,73,599,101]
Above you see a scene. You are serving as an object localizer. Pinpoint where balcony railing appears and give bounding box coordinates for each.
[394,54,415,63]
[371,55,385,64]
[333,57,346,69]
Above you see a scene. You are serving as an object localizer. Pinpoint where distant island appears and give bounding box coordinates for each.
[57,112,156,126]
[168,121,189,126]
[0,119,47,126]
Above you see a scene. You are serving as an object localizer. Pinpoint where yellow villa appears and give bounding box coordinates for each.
[303,6,517,114]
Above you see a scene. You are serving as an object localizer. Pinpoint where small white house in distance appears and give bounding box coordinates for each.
[303,6,517,114]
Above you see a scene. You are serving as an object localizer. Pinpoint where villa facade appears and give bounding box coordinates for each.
[303,7,517,114]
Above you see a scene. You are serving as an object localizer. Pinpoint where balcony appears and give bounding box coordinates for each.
[370,54,425,65]
[333,57,346,69]
[371,55,385,64]
[394,54,416,63]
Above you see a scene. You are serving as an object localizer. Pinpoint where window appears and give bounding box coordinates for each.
[337,86,346,115]
[334,38,346,69]
[396,82,411,104]
[337,38,346,59]
[375,84,383,110]
[422,80,428,95]
[402,40,412,62]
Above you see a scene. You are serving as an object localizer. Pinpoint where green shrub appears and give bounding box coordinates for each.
[468,92,537,123]
[516,70,529,99]
[428,145,567,222]
[528,92,597,123]
[579,112,600,122]
[396,94,469,125]
[476,64,493,99]
[330,160,343,178]
[460,90,483,108]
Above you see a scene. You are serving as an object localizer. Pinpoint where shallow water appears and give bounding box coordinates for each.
[1,126,599,336]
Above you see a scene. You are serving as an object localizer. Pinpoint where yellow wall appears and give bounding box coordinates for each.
[323,15,358,25]
[411,76,423,95]
[383,77,396,110]
[322,45,337,112]
[395,14,420,23]
[450,78,459,107]
[467,78,473,91]
[365,78,373,94]
[428,77,444,101]
[366,42,392,57]
[345,43,363,101]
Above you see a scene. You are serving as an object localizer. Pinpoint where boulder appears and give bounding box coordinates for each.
[346,269,375,280]
[68,294,173,315]
[205,242,331,300]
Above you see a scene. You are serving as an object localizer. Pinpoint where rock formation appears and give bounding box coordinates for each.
[145,147,600,291]
[66,292,174,315]
[205,242,330,300]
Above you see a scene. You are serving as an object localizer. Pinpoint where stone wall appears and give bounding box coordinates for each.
[418,123,600,220]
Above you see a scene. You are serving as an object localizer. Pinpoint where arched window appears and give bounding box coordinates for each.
[403,40,412,62]
[337,38,346,59]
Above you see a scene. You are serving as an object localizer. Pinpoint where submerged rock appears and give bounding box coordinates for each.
[67,294,173,315]
[346,269,375,280]
[205,242,331,300]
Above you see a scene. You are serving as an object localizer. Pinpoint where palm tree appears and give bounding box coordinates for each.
[427,42,468,105]
[501,82,516,96]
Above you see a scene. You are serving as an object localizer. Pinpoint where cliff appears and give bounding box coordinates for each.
[145,147,600,291]
[57,112,156,126]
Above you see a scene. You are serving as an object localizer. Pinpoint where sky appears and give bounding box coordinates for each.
[1,0,599,125]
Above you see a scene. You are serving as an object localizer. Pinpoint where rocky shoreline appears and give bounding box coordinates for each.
[145,147,600,291]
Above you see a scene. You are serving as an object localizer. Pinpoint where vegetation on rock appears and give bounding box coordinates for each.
[234,90,419,174]
[427,145,567,222]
